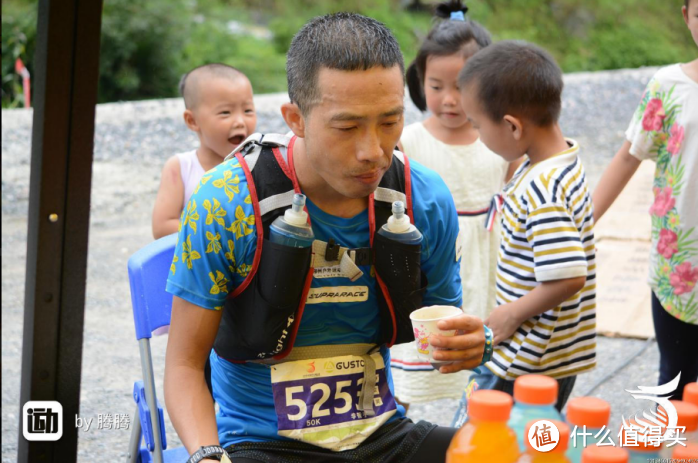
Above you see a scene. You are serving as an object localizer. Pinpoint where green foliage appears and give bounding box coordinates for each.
[1,1,37,108]
[1,0,696,107]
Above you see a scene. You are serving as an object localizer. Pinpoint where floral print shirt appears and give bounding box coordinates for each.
[626,64,698,324]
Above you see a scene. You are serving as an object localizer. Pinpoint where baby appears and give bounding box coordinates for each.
[152,64,257,238]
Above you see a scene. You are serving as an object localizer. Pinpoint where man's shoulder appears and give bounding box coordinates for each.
[406,156,453,205]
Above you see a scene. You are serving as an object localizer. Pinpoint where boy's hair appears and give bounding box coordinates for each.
[286,12,404,116]
[458,40,563,127]
[407,0,491,111]
[179,63,247,109]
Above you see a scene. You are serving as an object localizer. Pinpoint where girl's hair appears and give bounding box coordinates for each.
[407,0,492,111]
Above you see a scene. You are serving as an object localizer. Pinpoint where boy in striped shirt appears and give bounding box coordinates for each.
[457,41,596,409]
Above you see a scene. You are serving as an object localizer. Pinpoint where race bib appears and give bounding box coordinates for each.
[270,352,397,451]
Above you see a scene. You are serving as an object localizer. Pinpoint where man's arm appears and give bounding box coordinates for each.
[484,276,586,345]
[592,141,641,223]
[164,296,222,456]
[153,156,185,239]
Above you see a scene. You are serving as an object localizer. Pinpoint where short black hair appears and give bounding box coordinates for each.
[407,0,492,111]
[458,40,563,127]
[179,63,247,109]
[286,13,405,115]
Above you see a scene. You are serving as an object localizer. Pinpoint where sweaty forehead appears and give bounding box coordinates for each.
[315,66,404,110]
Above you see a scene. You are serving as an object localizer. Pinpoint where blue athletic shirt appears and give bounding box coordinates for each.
[166,147,462,447]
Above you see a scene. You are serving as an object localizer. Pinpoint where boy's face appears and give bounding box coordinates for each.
[190,77,257,158]
[460,83,523,162]
[684,0,698,47]
[298,66,405,200]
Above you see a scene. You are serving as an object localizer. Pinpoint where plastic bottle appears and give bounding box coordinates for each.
[377,201,423,245]
[581,446,628,463]
[520,419,571,463]
[672,441,698,460]
[684,383,698,408]
[618,419,660,463]
[447,390,521,463]
[509,375,563,451]
[659,400,698,458]
[564,397,611,463]
[269,193,314,248]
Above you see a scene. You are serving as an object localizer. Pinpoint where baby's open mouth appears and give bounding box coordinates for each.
[229,135,245,145]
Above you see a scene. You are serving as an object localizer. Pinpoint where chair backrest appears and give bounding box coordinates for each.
[128,233,178,340]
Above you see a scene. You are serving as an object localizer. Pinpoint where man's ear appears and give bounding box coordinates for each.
[281,102,306,138]
[503,115,524,141]
[183,109,199,132]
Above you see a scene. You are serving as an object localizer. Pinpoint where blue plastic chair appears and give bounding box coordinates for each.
[126,233,189,463]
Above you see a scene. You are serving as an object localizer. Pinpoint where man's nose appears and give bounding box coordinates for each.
[356,130,384,163]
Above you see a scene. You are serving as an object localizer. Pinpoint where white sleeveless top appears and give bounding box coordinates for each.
[389,122,508,403]
[177,150,206,206]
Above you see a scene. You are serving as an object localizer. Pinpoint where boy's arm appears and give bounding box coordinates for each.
[152,156,185,239]
[485,276,586,345]
[592,141,641,223]
[164,296,222,458]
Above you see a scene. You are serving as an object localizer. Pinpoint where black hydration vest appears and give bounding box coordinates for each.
[212,133,428,362]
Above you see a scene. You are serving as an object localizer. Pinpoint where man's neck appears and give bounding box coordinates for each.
[525,123,571,165]
[292,137,369,219]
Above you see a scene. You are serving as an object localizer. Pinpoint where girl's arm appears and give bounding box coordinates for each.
[152,156,185,239]
[592,141,641,223]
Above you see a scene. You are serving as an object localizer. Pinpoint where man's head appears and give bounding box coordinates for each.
[180,64,257,158]
[282,13,406,200]
[458,40,563,161]
[684,0,698,48]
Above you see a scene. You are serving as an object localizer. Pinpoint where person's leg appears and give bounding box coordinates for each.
[652,291,698,399]
[555,375,576,412]
[405,426,458,463]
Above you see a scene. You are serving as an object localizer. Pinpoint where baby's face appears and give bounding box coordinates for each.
[193,77,257,158]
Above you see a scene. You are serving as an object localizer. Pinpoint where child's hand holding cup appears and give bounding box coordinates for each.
[409,305,463,368]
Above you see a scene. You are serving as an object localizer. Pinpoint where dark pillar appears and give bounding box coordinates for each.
[18,0,104,461]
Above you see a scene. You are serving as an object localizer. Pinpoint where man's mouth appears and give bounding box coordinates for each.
[229,134,246,145]
[354,169,383,185]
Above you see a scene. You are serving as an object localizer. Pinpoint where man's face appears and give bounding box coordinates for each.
[301,66,405,199]
[460,83,522,162]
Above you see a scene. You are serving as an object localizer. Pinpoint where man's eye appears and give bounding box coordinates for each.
[337,127,356,132]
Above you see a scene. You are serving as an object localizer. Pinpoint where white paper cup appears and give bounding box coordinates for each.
[409,305,463,367]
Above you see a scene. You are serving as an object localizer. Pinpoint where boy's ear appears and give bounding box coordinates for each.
[183,109,199,132]
[281,102,306,138]
[683,5,689,26]
[503,114,524,141]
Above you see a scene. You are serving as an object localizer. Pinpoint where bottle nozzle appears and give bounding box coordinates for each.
[284,193,309,226]
[391,201,405,219]
[386,201,411,233]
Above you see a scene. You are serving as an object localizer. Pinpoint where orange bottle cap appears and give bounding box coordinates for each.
[514,374,559,405]
[672,442,698,459]
[618,419,663,452]
[684,383,698,408]
[659,400,698,432]
[566,397,611,428]
[581,446,629,463]
[525,419,569,453]
[468,389,513,422]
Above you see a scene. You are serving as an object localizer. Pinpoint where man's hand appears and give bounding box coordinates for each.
[428,314,485,374]
[484,304,522,346]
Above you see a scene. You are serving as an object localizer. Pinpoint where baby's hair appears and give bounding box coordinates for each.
[179,63,247,109]
[406,0,491,111]
[458,40,563,127]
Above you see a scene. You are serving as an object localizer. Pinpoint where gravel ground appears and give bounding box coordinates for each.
[2,66,664,462]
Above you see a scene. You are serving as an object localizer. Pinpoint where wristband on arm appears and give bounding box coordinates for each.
[186,445,231,463]
[479,325,494,366]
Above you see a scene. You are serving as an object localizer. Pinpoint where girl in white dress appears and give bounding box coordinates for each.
[390,0,520,407]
